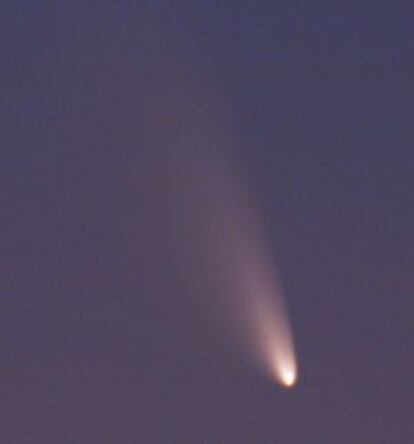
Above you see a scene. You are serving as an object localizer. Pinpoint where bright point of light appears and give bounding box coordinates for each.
[275,360,297,388]
[268,344,298,388]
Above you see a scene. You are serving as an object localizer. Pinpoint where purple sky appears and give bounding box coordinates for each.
[2,2,413,443]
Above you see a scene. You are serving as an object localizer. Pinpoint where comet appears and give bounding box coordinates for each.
[254,294,298,387]
[129,18,299,387]
[242,260,298,388]
[196,163,299,389]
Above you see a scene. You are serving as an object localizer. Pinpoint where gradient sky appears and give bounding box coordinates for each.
[2,2,413,443]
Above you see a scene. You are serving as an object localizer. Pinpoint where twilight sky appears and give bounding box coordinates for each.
[1,2,413,443]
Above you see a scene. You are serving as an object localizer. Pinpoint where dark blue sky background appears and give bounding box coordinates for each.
[2,2,413,442]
